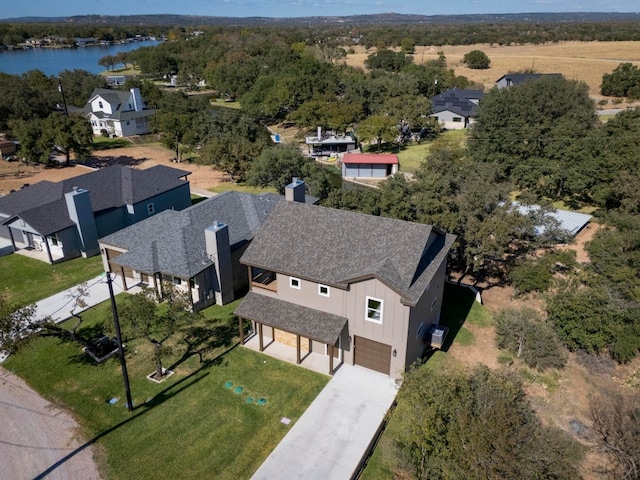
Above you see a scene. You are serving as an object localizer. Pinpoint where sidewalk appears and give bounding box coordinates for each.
[0,274,135,363]
[33,274,130,324]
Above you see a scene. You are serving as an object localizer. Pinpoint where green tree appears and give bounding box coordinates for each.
[199,135,258,182]
[365,49,412,72]
[510,250,578,295]
[117,285,198,380]
[9,117,50,164]
[412,139,535,281]
[0,297,38,355]
[394,364,583,479]
[601,62,640,98]
[98,54,117,72]
[469,75,598,201]
[246,144,333,199]
[58,69,108,108]
[400,37,416,54]
[495,307,568,370]
[462,49,491,69]
[45,114,94,166]
[356,115,397,152]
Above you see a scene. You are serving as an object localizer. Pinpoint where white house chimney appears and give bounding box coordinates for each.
[130,88,144,112]
[317,126,322,140]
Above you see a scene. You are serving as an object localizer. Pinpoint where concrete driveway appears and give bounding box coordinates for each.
[0,368,101,480]
[251,364,398,480]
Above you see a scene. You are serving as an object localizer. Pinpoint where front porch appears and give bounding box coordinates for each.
[14,243,65,263]
[242,334,338,376]
[235,292,348,377]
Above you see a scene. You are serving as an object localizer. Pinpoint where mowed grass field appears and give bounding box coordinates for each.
[345,41,640,99]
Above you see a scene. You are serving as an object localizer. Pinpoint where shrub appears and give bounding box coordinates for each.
[462,49,490,69]
[495,307,567,371]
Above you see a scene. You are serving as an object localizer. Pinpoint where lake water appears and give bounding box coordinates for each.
[0,40,161,76]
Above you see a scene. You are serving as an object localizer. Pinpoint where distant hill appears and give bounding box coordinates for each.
[2,12,640,27]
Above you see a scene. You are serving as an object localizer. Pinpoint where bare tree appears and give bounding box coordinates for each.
[590,391,640,479]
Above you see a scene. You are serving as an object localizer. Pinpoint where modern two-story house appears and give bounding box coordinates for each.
[99,190,283,311]
[85,87,155,137]
[234,198,455,380]
[429,88,484,130]
[0,165,191,263]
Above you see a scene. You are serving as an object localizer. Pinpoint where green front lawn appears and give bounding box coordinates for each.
[4,298,328,480]
[398,130,469,174]
[0,254,104,307]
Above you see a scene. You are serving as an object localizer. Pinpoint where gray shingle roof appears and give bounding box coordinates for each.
[430,88,484,117]
[235,292,347,345]
[495,73,562,86]
[100,191,283,278]
[0,165,189,236]
[85,88,155,120]
[240,202,456,306]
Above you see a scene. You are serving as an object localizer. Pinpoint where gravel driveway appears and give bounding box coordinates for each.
[0,368,101,480]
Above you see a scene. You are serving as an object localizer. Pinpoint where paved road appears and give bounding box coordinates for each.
[0,368,101,480]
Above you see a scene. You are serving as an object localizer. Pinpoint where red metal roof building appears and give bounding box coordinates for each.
[341,153,399,179]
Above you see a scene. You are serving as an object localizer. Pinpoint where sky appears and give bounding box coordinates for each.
[3,0,638,20]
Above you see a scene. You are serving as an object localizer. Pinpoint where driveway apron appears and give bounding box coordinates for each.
[252,364,398,480]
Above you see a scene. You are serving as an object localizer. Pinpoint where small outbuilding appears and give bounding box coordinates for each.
[341,153,399,179]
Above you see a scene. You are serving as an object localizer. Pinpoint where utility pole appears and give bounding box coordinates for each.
[105,272,133,412]
[57,77,69,117]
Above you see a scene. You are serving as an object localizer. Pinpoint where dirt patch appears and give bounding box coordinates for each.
[447,225,638,480]
[0,144,226,195]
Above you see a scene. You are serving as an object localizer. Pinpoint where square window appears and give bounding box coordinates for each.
[290,277,301,289]
[318,285,330,297]
[147,203,155,215]
[366,296,383,324]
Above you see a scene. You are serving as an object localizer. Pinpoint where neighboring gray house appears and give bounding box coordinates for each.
[99,190,283,311]
[235,198,456,380]
[495,73,562,89]
[429,88,484,130]
[342,153,399,179]
[305,127,357,157]
[85,87,155,137]
[0,165,191,264]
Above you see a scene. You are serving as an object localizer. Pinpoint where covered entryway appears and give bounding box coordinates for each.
[354,336,391,375]
[235,292,348,376]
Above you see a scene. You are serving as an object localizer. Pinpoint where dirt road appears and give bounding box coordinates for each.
[0,144,225,195]
[0,368,101,480]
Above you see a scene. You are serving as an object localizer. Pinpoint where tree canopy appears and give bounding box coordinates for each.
[393,364,583,480]
[601,62,640,99]
[462,49,491,69]
[469,75,598,201]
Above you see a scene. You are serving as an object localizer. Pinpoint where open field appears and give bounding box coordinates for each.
[345,41,640,101]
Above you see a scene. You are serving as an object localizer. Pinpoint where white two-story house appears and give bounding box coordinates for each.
[85,87,155,137]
